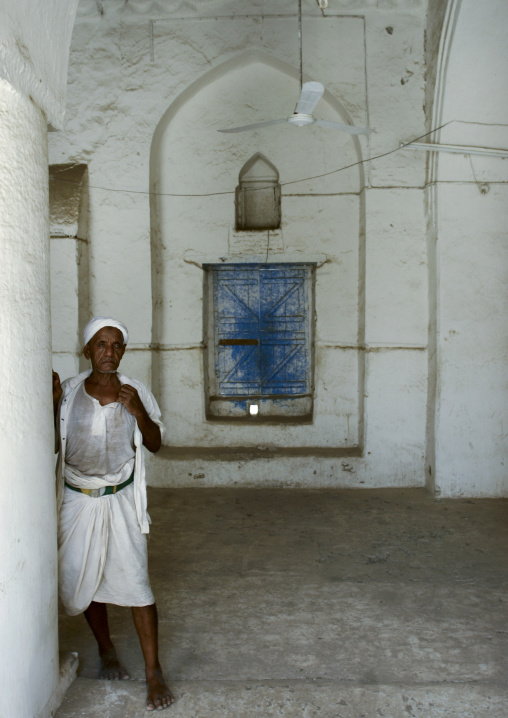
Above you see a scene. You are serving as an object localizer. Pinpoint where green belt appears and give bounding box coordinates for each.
[65,472,134,498]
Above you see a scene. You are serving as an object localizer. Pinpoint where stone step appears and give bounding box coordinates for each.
[56,677,507,718]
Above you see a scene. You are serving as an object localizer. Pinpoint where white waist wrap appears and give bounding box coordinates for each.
[58,483,154,615]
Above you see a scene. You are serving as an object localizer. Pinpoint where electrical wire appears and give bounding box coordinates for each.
[282,121,454,186]
[50,120,454,198]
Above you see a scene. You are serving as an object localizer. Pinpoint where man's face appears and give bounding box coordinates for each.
[83,326,126,373]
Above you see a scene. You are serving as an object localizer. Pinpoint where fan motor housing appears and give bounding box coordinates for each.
[288,113,315,127]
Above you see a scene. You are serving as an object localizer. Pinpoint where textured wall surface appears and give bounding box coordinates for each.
[49,0,431,489]
[0,0,79,127]
[426,0,508,497]
[50,164,89,380]
[0,78,58,718]
[48,0,506,495]
[151,51,364,448]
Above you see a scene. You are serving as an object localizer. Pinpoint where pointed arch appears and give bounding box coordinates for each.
[236,153,281,230]
[149,51,366,441]
[150,49,364,166]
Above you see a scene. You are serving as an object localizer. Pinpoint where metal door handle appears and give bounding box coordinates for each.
[219,338,259,346]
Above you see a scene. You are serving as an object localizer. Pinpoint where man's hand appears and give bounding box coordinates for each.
[118,384,162,453]
[53,371,63,403]
[118,384,146,418]
[53,371,63,424]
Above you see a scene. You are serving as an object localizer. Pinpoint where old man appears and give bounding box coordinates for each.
[53,316,174,711]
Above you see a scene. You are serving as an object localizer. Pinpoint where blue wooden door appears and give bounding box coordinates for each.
[213,265,311,397]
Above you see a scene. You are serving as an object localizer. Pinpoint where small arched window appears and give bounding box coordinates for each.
[235,153,281,230]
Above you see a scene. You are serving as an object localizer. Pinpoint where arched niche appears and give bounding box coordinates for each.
[149,52,365,449]
[235,153,281,230]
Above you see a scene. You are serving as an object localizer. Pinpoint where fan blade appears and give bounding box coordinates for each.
[295,81,324,115]
[218,118,288,133]
[314,118,372,135]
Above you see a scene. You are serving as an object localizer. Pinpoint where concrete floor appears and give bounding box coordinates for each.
[56,487,508,717]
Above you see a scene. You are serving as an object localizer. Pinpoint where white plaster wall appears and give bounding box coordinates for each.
[365,189,427,348]
[0,0,79,127]
[149,346,427,488]
[366,9,426,188]
[50,0,430,489]
[50,165,90,380]
[151,53,364,448]
[0,78,59,718]
[435,184,508,496]
[429,0,508,497]
[51,236,82,379]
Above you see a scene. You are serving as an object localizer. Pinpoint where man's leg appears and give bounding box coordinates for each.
[131,603,174,711]
[84,601,130,680]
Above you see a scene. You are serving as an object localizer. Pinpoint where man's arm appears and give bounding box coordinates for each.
[118,384,162,453]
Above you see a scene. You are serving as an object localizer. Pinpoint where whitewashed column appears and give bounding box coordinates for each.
[0,78,59,717]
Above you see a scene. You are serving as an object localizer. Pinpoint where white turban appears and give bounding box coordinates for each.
[83,316,129,346]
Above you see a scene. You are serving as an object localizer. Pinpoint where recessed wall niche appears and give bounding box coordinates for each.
[150,57,364,451]
[235,153,281,230]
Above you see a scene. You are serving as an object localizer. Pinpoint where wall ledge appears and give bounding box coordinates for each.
[156,446,363,461]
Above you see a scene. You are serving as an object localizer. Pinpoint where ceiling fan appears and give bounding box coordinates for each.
[218,0,371,136]
[219,80,371,135]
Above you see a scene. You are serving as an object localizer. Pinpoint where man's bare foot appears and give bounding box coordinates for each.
[146,668,174,711]
[99,648,130,680]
